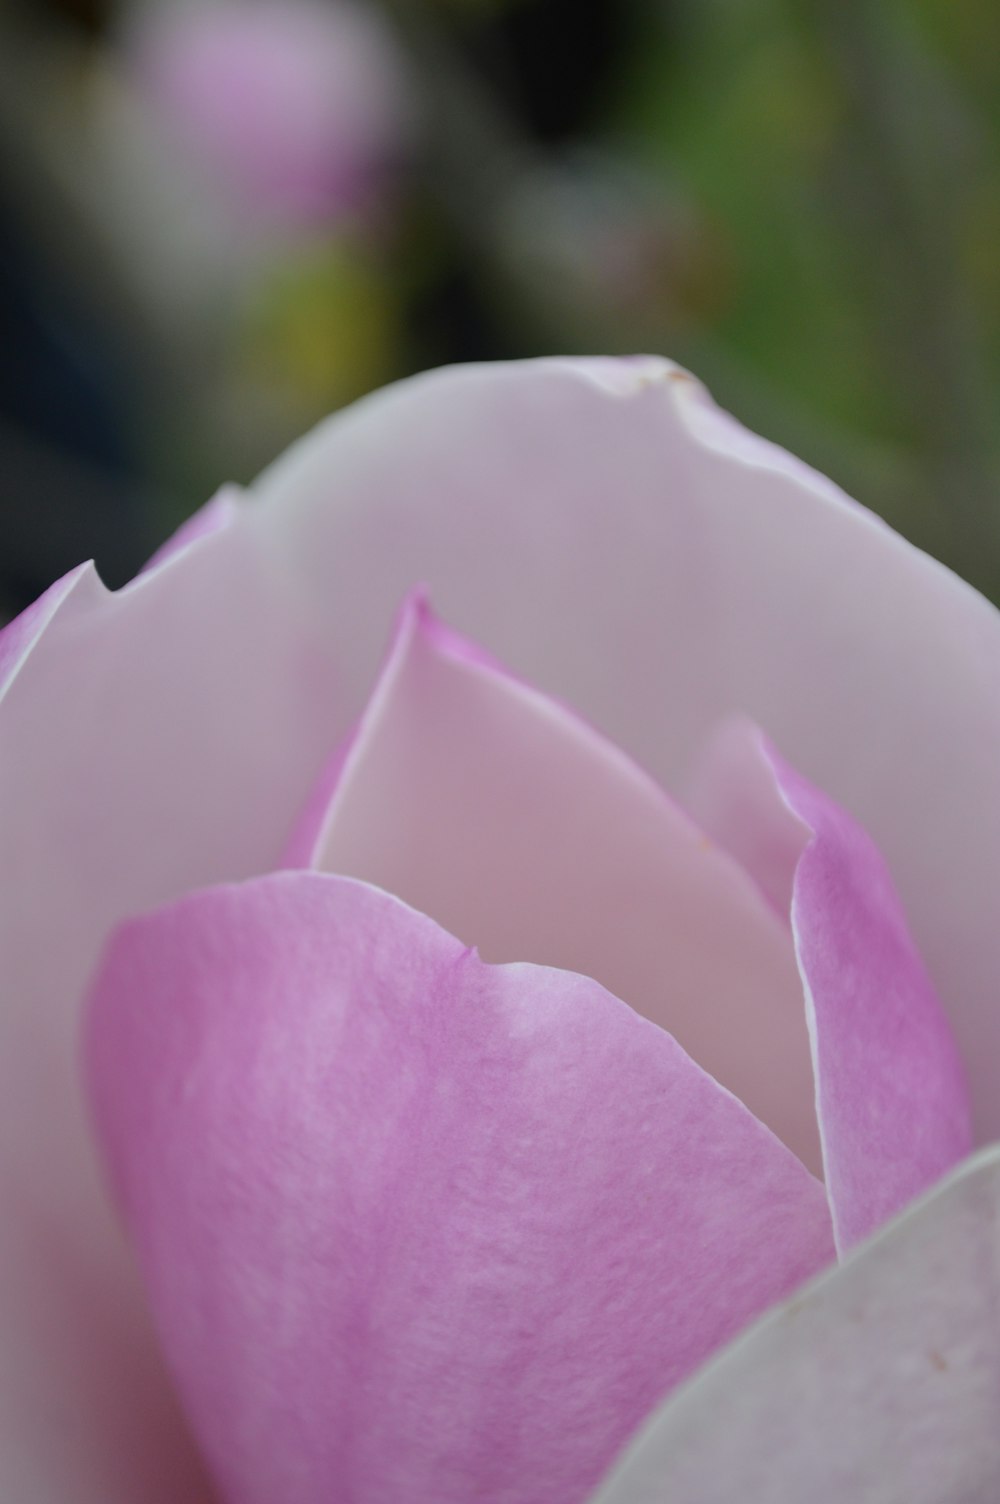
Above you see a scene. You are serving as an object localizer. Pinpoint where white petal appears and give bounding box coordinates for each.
[588,1148,1000,1504]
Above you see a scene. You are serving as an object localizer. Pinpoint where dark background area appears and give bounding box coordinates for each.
[2,0,1000,620]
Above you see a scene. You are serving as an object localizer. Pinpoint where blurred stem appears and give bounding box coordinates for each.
[802,0,1000,582]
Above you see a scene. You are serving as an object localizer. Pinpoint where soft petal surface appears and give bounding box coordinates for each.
[681,714,806,916]
[767,739,972,1248]
[250,358,1000,1142]
[688,717,972,1248]
[0,563,90,694]
[0,518,346,1499]
[292,592,819,1170]
[139,485,241,573]
[589,1147,1000,1504]
[85,872,835,1504]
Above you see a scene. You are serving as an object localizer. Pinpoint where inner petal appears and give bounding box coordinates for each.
[686,715,974,1250]
[288,592,820,1175]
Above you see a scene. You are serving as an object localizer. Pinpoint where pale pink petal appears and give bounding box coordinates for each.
[291,592,819,1171]
[139,484,242,574]
[589,1148,1000,1504]
[0,515,344,1498]
[280,723,357,866]
[85,872,834,1504]
[688,717,973,1249]
[681,715,805,916]
[0,563,90,697]
[250,358,1000,1140]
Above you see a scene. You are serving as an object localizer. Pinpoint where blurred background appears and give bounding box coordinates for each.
[2,0,999,621]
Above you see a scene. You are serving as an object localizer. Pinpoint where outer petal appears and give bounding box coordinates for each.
[85,872,835,1504]
[0,513,344,1499]
[589,1147,1000,1504]
[139,484,241,573]
[250,358,1000,1139]
[292,592,819,1172]
[0,563,90,695]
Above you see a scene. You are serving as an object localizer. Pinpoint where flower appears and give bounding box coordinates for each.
[2,357,1000,1502]
[125,0,413,232]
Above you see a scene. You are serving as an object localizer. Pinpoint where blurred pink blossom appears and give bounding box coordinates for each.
[128,0,413,231]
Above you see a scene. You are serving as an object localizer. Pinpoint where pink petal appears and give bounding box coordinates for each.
[0,562,90,696]
[589,1148,1000,1504]
[0,518,343,1497]
[139,484,242,574]
[681,715,805,917]
[290,592,820,1172]
[688,718,973,1250]
[767,741,972,1249]
[85,872,834,1504]
[250,358,1000,1143]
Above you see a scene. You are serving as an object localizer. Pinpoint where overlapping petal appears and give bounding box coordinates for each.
[85,872,835,1504]
[688,716,973,1248]
[590,1148,1000,1504]
[767,741,972,1248]
[2,355,999,1493]
[0,508,342,1501]
[251,358,1000,1142]
[291,592,819,1169]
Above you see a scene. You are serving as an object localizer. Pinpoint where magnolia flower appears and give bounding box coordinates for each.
[3,358,1000,1504]
[125,0,412,231]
